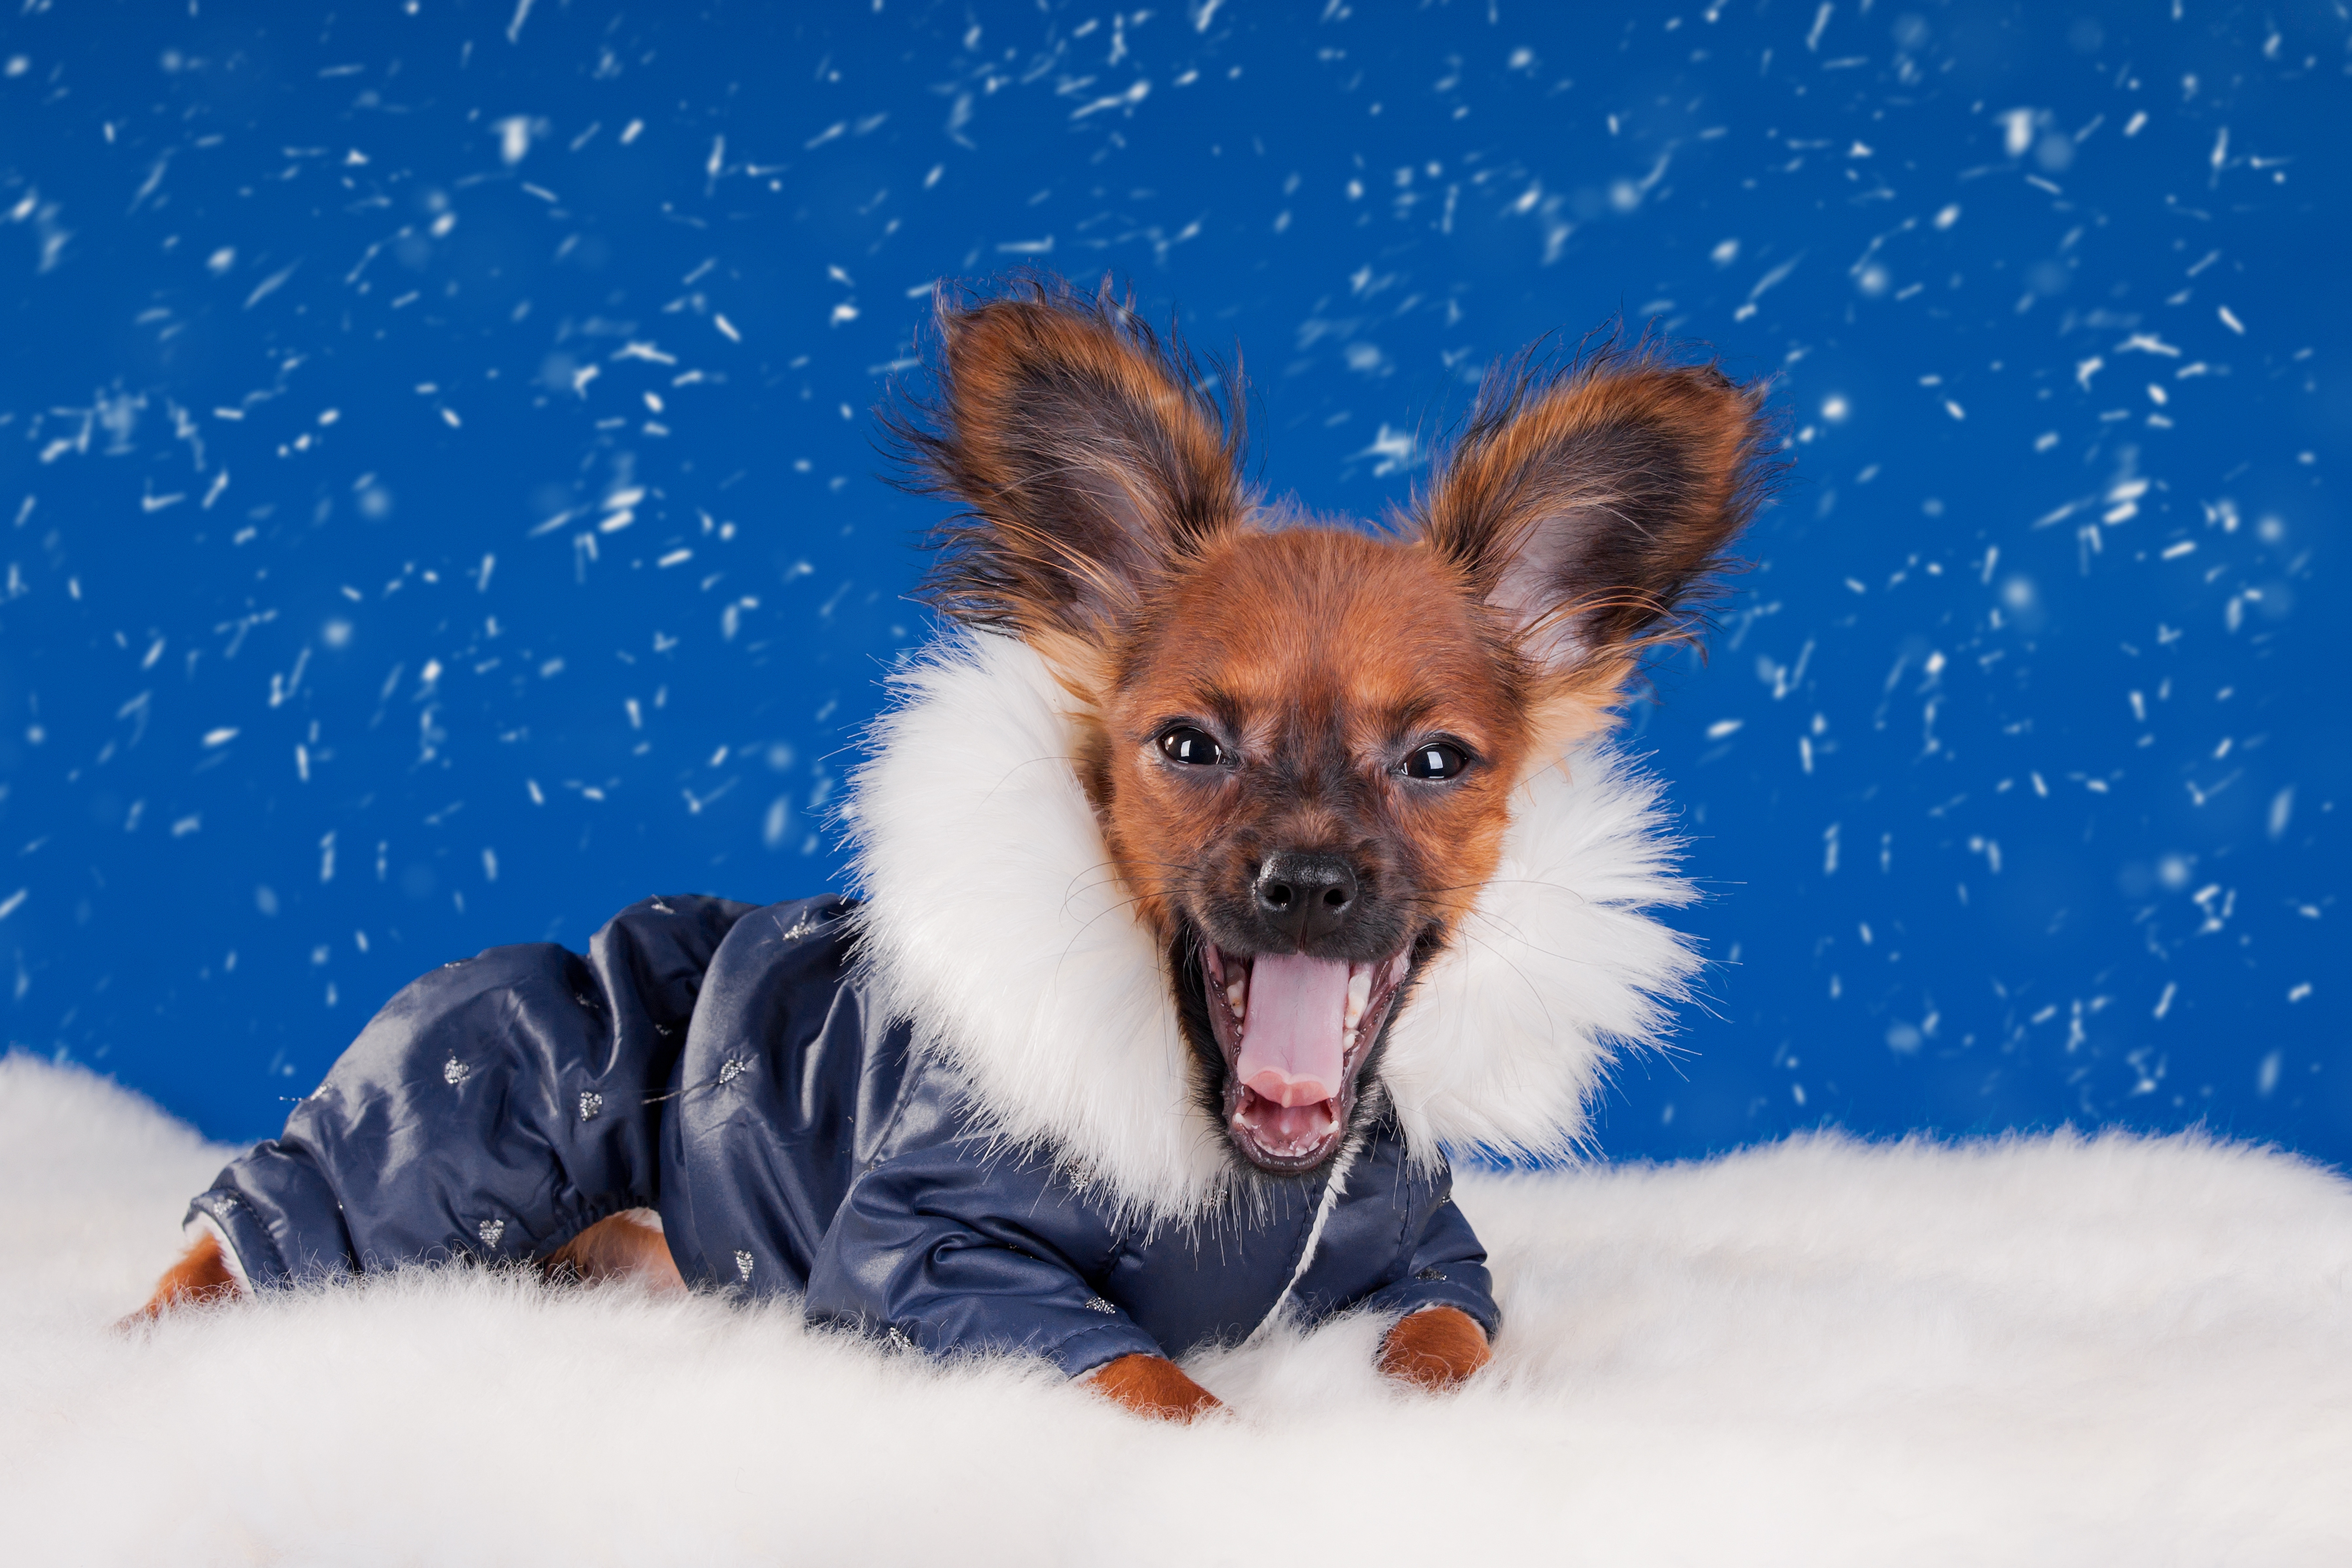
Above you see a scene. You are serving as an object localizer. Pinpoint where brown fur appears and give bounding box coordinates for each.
[1085,1351,1224,1421]
[1378,1305,1493,1391]
[123,1230,240,1326]
[542,1209,686,1292]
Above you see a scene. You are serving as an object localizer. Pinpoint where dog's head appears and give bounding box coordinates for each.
[893,279,1773,1179]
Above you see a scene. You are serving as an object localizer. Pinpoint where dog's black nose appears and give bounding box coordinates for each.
[1254,851,1361,948]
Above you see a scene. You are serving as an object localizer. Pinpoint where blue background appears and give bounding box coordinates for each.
[2,1,2343,1166]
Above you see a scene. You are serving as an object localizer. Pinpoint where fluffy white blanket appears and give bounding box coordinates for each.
[5,1053,2347,1566]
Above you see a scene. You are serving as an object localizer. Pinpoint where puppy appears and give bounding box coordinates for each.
[134,276,1771,1421]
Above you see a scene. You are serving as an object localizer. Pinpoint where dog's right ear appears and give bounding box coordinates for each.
[889,280,1247,669]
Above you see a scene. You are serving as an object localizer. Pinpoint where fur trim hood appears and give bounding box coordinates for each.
[843,632,1701,1221]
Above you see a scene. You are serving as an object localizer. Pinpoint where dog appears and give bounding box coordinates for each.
[133,276,1772,1422]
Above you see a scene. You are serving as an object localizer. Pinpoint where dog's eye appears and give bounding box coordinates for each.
[1404,742,1470,781]
[1159,727,1224,767]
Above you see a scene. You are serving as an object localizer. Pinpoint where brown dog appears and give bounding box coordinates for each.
[136,278,1769,1422]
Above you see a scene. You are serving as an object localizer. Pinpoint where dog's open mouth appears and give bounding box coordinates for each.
[1201,943,1412,1172]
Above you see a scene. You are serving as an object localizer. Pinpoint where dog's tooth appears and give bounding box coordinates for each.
[1344,967,1372,1029]
[1225,979,1247,1019]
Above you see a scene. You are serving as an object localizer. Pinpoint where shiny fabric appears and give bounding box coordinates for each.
[191,896,1499,1376]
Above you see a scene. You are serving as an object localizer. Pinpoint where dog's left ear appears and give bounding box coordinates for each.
[1415,346,1776,693]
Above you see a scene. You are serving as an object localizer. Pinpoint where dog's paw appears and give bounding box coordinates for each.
[119,1231,243,1329]
[543,1209,686,1292]
[1084,1353,1223,1422]
[1377,1305,1490,1392]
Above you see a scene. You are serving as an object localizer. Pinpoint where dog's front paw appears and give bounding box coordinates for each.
[1378,1305,1490,1392]
[1084,1353,1223,1422]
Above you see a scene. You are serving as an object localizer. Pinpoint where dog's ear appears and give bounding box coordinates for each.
[891,280,1246,664]
[1415,344,1775,690]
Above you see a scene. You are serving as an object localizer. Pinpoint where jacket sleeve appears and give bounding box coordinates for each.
[803,1141,1165,1379]
[187,895,757,1287]
[1353,1183,1501,1339]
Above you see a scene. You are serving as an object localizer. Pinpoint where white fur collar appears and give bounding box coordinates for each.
[843,632,1700,1221]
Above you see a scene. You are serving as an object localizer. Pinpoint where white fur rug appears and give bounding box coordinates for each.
[5,1053,2349,1566]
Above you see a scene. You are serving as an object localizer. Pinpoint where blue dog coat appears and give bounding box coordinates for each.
[190,894,1498,1375]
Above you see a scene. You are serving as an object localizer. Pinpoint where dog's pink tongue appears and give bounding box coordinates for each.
[1236,952,1350,1107]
